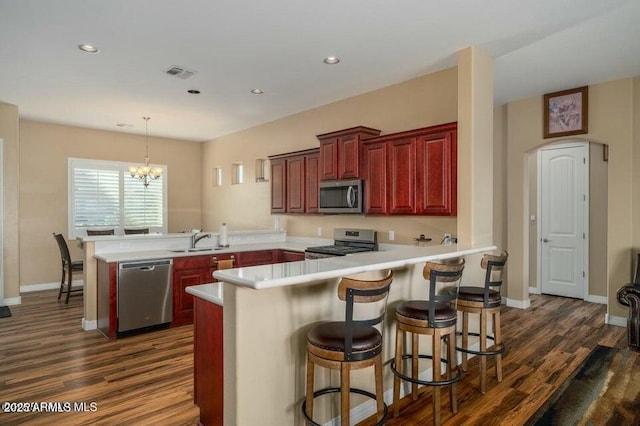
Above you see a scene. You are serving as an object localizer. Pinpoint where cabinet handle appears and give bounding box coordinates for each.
[347,186,355,208]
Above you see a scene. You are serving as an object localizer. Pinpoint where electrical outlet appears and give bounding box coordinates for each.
[389,230,395,241]
[317,227,322,236]
[444,233,452,240]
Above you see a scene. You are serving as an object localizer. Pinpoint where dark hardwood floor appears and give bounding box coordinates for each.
[0,290,199,425]
[0,290,627,425]
[361,293,627,426]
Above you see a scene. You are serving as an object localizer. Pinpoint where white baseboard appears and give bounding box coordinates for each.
[2,296,22,306]
[82,318,98,331]
[21,280,84,293]
[585,294,607,304]
[528,286,540,295]
[505,297,530,309]
[606,314,627,327]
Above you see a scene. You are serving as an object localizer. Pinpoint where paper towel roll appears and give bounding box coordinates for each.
[219,223,228,247]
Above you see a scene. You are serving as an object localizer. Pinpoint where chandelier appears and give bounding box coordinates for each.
[128,116,163,187]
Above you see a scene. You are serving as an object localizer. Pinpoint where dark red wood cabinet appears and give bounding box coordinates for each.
[316,126,381,181]
[416,127,457,215]
[361,122,457,216]
[278,249,306,262]
[362,141,389,214]
[193,297,223,426]
[269,148,320,214]
[270,158,286,213]
[172,255,212,326]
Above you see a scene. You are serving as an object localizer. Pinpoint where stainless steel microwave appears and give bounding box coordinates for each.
[318,179,363,214]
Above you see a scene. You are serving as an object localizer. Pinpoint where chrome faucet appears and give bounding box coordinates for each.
[191,232,211,249]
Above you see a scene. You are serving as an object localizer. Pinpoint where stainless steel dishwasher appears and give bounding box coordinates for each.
[118,259,173,334]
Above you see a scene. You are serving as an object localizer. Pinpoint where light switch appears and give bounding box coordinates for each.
[530,215,536,221]
[388,230,395,241]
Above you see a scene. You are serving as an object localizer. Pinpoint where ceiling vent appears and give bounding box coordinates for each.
[164,65,197,79]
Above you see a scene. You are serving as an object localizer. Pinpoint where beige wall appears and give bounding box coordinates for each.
[202,67,460,245]
[18,120,203,286]
[505,79,635,316]
[0,101,20,301]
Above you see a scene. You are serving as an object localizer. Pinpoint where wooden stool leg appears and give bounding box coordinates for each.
[375,354,384,422]
[494,311,503,383]
[65,270,72,304]
[432,331,442,426]
[393,326,404,417]
[479,310,487,394]
[305,355,315,421]
[448,333,458,414]
[412,333,419,400]
[461,312,469,371]
[340,362,350,426]
[58,266,65,300]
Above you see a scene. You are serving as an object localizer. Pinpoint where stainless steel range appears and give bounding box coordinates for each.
[305,228,378,259]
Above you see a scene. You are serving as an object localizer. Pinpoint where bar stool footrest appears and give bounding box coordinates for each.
[301,387,388,426]
[390,354,462,387]
[455,331,505,356]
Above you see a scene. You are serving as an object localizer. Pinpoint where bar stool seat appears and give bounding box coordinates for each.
[391,259,465,426]
[302,270,393,426]
[453,251,508,395]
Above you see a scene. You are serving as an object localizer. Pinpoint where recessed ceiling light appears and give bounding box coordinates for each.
[323,56,340,64]
[188,89,201,95]
[250,89,264,94]
[78,44,100,54]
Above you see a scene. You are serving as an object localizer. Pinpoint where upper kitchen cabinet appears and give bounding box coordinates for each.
[316,126,381,180]
[270,158,287,213]
[361,122,457,216]
[269,148,320,214]
[415,123,457,215]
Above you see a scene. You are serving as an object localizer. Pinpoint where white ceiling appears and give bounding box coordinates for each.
[1,0,639,142]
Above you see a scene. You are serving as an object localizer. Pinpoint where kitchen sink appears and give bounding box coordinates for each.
[170,248,215,253]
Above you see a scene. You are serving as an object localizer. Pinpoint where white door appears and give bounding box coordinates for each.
[539,144,588,299]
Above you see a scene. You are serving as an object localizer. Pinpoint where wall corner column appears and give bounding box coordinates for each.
[457,46,494,247]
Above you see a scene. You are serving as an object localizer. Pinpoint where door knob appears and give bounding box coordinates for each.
[543,238,551,243]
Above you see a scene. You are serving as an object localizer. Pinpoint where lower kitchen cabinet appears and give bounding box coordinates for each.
[278,249,306,262]
[193,297,223,426]
[173,256,211,326]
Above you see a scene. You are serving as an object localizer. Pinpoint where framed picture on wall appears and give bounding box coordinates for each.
[543,86,588,139]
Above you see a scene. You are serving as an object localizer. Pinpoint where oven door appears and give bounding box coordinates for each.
[318,180,363,214]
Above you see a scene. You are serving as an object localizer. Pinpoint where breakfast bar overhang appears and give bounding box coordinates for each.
[196,243,495,425]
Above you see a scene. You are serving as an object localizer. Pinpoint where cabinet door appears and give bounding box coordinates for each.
[416,130,457,215]
[338,134,359,179]
[236,250,275,267]
[173,268,202,326]
[305,151,319,213]
[286,156,305,213]
[280,250,306,262]
[389,138,416,214]
[362,142,389,214]
[319,139,338,181]
[270,158,286,213]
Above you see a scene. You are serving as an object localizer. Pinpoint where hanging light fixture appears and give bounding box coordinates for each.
[128,116,163,187]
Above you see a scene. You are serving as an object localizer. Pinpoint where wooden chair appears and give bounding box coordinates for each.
[86,229,115,236]
[391,259,465,425]
[302,270,394,426]
[124,228,149,235]
[53,233,84,304]
[454,251,508,394]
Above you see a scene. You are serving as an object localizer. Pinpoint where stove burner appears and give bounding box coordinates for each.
[305,228,378,259]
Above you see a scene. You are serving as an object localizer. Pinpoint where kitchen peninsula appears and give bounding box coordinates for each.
[190,242,495,426]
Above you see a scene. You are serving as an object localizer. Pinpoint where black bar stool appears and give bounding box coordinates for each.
[391,259,465,425]
[454,251,508,394]
[302,270,393,426]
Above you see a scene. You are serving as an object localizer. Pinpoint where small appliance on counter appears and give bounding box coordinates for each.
[305,228,377,259]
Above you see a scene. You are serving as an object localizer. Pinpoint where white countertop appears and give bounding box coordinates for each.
[93,240,312,263]
[213,243,496,290]
[186,283,223,306]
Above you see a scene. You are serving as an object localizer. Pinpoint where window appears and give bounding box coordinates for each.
[68,158,167,238]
